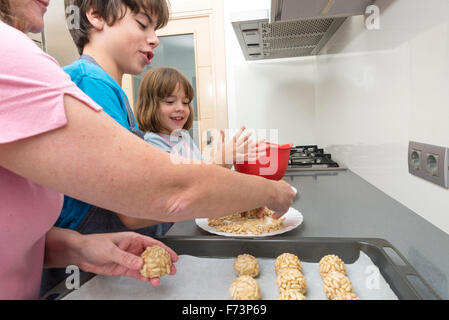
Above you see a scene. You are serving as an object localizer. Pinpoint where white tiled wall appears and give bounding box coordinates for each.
[316,0,449,234]
[224,0,449,234]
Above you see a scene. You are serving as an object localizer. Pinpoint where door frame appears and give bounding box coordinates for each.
[123,0,228,152]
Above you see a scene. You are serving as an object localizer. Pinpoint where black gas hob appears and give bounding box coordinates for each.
[288,145,346,171]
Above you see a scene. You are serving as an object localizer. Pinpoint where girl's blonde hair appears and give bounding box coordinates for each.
[135,67,194,133]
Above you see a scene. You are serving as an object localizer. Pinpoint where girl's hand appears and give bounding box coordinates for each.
[76,232,178,287]
[214,126,267,168]
[232,126,267,164]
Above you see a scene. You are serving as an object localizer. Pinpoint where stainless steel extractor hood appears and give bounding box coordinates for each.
[231,0,377,61]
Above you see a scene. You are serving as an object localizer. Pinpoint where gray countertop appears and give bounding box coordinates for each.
[165,169,449,299]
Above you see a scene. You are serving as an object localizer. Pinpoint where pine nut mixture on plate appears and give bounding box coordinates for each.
[208,207,286,235]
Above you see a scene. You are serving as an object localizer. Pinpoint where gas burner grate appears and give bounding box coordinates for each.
[289,145,340,168]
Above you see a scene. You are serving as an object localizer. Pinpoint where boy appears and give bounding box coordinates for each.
[56,0,172,236]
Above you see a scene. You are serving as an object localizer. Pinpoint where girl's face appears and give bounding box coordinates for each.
[158,83,191,135]
[11,0,49,33]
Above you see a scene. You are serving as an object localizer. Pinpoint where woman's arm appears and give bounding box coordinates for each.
[0,95,295,222]
[116,215,161,230]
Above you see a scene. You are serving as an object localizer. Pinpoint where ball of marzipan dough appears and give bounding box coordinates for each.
[277,289,306,300]
[276,268,307,294]
[140,245,172,278]
[275,253,302,274]
[229,275,261,300]
[234,254,260,277]
[319,254,346,277]
[333,292,360,300]
[322,271,360,300]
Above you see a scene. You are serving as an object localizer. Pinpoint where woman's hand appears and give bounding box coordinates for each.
[240,207,266,219]
[266,180,296,219]
[45,228,178,287]
[76,232,178,286]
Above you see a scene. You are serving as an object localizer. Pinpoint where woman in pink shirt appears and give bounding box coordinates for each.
[0,0,295,300]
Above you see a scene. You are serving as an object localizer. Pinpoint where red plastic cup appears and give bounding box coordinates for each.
[234,142,293,181]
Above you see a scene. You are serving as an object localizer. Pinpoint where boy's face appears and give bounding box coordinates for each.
[102,7,159,76]
[159,83,191,135]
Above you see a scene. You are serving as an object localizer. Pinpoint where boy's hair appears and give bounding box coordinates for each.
[135,67,195,133]
[64,0,170,54]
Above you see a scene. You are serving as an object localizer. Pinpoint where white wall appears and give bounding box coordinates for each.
[224,0,449,235]
[223,0,317,145]
[315,0,449,234]
[44,0,79,67]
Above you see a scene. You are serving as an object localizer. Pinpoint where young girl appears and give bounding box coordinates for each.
[135,67,263,167]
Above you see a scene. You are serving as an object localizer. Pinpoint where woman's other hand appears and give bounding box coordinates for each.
[75,232,178,286]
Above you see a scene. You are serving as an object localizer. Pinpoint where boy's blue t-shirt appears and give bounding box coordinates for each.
[55,59,138,230]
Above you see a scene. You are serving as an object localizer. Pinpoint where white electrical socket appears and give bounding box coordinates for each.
[408,141,449,189]
[410,149,421,171]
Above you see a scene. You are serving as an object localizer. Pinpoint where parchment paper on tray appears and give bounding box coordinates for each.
[64,252,398,300]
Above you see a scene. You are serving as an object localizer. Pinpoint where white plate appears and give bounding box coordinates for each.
[195,207,303,238]
[291,185,297,194]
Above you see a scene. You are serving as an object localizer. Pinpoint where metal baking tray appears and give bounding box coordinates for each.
[41,236,441,300]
